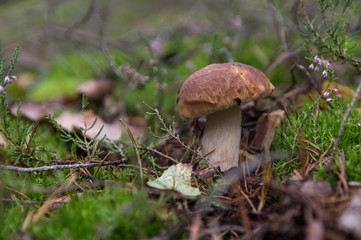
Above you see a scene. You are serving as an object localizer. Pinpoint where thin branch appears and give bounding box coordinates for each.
[300,0,361,70]
[106,137,127,160]
[146,147,179,164]
[90,0,124,79]
[0,159,126,173]
[153,108,203,158]
[94,151,111,176]
[265,50,299,75]
[65,3,93,38]
[292,63,322,95]
[38,27,135,56]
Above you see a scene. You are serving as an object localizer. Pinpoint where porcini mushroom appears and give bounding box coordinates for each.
[177,62,274,171]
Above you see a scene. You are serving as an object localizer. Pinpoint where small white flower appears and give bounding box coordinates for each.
[149,59,156,65]
[0,85,3,93]
[332,88,340,93]
[323,61,332,69]
[323,91,331,98]
[4,76,11,84]
[309,63,315,70]
[314,66,320,72]
[357,123,361,127]
[336,94,343,98]
[326,98,332,102]
[322,70,328,77]
[4,75,17,85]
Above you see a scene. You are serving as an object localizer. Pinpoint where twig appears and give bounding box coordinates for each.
[30,174,76,225]
[300,0,361,70]
[264,88,301,112]
[330,79,361,161]
[146,147,179,164]
[0,159,126,172]
[292,63,322,95]
[94,151,111,177]
[34,27,136,56]
[265,50,298,75]
[6,187,30,200]
[106,137,127,160]
[65,3,93,38]
[120,119,144,187]
[153,108,203,158]
[90,0,124,79]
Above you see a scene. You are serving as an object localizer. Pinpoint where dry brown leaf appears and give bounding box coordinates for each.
[251,109,285,149]
[10,101,54,121]
[8,99,147,142]
[55,110,122,141]
[251,110,285,211]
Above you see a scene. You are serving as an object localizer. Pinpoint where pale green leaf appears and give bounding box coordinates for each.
[147,163,201,197]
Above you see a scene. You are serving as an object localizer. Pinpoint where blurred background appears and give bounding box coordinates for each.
[0,0,360,119]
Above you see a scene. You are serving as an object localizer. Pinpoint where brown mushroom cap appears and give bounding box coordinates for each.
[177,62,274,120]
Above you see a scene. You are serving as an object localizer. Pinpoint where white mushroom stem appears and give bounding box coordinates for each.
[201,105,242,171]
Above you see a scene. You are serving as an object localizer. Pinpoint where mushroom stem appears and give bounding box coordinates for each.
[201,105,241,171]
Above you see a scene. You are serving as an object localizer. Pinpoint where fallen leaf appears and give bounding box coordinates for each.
[147,163,201,197]
[250,109,285,211]
[251,109,285,149]
[9,100,147,141]
[55,110,122,141]
[77,79,114,100]
[10,101,54,121]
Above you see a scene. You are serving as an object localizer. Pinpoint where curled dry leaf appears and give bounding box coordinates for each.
[251,109,285,150]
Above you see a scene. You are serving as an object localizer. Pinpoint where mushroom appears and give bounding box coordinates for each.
[177,62,274,172]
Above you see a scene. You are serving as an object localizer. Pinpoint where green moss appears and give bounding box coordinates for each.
[0,201,24,239]
[30,188,177,240]
[273,99,361,182]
